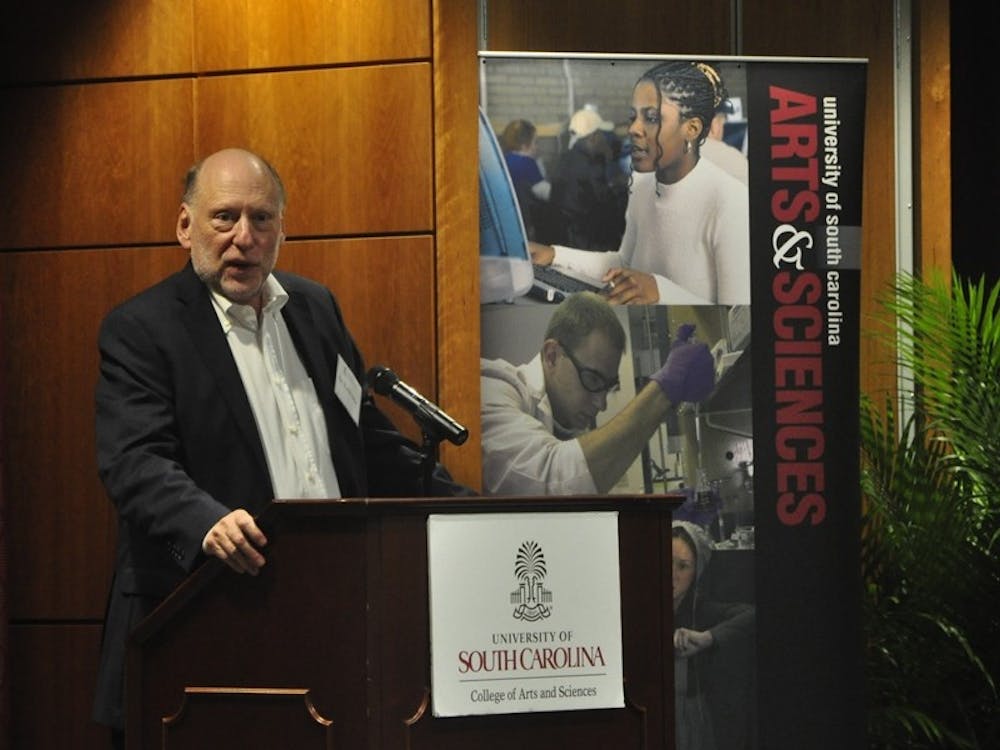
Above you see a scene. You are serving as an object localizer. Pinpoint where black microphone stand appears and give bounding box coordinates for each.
[413,413,465,495]
[366,365,468,494]
[420,427,444,496]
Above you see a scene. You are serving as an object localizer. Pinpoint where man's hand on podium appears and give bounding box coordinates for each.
[201,508,268,575]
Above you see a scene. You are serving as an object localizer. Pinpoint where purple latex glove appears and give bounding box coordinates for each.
[650,323,716,403]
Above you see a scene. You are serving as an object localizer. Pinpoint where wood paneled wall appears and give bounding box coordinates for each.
[0,1,478,747]
[0,0,948,748]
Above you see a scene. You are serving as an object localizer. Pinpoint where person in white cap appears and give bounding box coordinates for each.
[549,106,628,251]
[567,106,613,148]
[531,61,750,306]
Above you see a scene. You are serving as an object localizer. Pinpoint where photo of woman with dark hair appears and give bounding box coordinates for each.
[530,61,750,306]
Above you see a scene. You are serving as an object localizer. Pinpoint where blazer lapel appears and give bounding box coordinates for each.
[281,291,337,404]
[175,264,269,473]
[281,288,365,497]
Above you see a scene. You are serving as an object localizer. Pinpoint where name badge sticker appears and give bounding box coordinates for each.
[335,354,362,426]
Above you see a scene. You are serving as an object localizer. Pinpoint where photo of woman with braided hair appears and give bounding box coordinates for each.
[530,60,750,306]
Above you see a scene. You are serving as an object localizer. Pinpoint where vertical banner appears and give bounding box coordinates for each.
[477,53,866,749]
[747,61,866,748]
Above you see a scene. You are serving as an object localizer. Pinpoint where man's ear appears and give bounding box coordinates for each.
[176,204,192,248]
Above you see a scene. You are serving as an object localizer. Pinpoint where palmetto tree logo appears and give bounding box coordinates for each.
[511,540,552,621]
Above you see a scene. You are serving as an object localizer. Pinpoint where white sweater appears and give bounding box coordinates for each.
[552,158,750,305]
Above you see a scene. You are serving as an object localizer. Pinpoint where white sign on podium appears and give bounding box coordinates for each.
[427,512,624,717]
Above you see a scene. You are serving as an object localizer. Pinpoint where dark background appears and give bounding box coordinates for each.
[950,3,1000,288]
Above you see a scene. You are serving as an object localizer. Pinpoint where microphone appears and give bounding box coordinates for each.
[367,366,469,446]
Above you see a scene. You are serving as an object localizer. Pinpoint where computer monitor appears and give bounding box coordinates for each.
[478,107,533,304]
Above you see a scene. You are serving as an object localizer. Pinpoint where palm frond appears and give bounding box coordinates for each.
[861,271,1000,749]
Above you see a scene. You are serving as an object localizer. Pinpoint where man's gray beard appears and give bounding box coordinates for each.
[195,266,262,306]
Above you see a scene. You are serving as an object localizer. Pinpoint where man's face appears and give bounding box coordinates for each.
[544,329,622,432]
[178,151,284,310]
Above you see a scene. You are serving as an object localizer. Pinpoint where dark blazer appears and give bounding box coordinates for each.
[92,262,467,729]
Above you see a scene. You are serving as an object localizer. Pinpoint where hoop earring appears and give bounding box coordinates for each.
[684,140,691,154]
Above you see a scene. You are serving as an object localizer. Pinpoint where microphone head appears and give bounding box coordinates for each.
[367,366,398,396]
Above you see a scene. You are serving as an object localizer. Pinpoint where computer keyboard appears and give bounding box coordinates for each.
[532,264,607,294]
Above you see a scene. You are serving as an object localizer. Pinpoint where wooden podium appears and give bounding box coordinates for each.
[126,495,681,749]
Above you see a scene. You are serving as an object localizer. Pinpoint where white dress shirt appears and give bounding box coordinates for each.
[551,158,751,305]
[209,276,341,499]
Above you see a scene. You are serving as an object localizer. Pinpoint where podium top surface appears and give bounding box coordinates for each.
[268,492,685,515]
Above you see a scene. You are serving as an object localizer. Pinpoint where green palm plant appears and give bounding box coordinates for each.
[861,271,1000,748]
